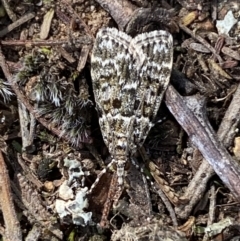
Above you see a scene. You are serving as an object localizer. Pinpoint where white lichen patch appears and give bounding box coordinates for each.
[55,158,92,226]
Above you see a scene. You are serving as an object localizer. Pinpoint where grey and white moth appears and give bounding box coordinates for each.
[91,28,173,185]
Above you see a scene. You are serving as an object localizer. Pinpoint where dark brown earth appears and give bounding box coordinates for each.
[0,0,240,240]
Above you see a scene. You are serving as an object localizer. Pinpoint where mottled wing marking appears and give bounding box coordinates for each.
[91,28,173,185]
[131,31,173,146]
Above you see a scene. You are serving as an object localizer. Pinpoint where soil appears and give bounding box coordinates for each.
[0,0,240,240]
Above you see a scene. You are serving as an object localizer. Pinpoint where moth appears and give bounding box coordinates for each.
[91,28,173,186]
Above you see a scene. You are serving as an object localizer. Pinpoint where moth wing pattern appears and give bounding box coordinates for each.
[91,28,173,184]
[91,28,146,160]
[130,31,173,147]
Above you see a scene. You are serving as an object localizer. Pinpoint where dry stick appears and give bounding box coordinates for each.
[141,173,152,215]
[0,226,6,239]
[0,37,92,47]
[174,83,240,219]
[218,86,240,147]
[0,47,86,147]
[29,111,36,147]
[25,224,41,241]
[0,0,17,22]
[165,85,240,200]
[208,186,217,226]
[175,161,214,219]
[18,102,31,149]
[58,46,76,63]
[0,12,35,38]
[154,185,178,227]
[77,45,91,72]
[0,151,22,241]
[179,24,223,63]
[202,185,216,241]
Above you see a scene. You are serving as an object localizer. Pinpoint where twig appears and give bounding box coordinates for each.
[77,45,91,72]
[203,185,216,241]
[0,12,35,38]
[0,151,22,241]
[59,46,76,64]
[175,83,240,218]
[175,160,214,219]
[18,102,31,150]
[0,37,92,47]
[29,110,36,147]
[207,185,216,226]
[165,85,240,200]
[25,224,41,241]
[179,24,223,63]
[154,184,178,227]
[218,84,240,147]
[141,173,152,215]
[0,0,17,22]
